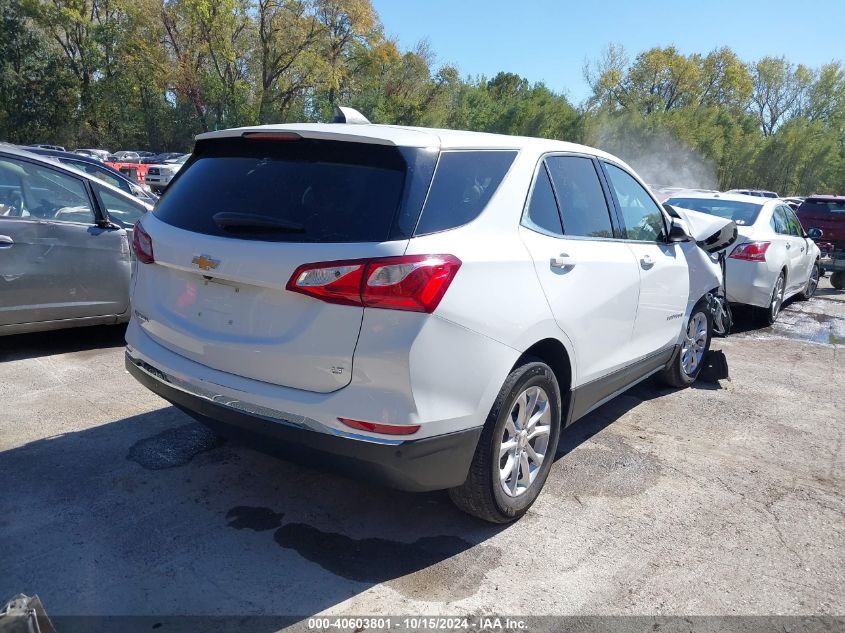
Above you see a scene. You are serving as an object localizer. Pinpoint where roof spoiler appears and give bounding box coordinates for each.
[332,106,371,125]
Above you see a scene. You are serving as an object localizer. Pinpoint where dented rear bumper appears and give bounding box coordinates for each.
[126,352,482,492]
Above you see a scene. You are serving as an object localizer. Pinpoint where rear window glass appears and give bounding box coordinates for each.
[731,190,777,198]
[414,150,517,235]
[667,197,763,226]
[154,139,409,243]
[799,199,845,214]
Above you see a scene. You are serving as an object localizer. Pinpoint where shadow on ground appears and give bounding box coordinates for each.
[814,287,841,299]
[0,324,127,362]
[556,378,669,460]
[725,300,802,335]
[0,372,681,627]
[2,406,503,625]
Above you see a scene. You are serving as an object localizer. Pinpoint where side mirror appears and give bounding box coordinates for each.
[807,227,823,239]
[667,218,693,243]
[662,203,681,219]
[96,217,120,230]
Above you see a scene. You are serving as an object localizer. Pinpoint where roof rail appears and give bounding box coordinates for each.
[332,106,371,125]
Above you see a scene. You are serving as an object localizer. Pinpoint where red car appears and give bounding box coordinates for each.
[796,196,845,289]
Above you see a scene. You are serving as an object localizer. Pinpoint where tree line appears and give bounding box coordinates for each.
[2,0,844,195]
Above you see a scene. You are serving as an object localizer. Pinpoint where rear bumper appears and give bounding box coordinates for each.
[725,259,776,308]
[126,353,482,492]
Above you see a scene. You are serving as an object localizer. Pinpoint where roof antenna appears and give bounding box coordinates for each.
[332,106,371,124]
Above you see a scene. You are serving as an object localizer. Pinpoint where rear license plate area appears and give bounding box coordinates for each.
[193,279,241,329]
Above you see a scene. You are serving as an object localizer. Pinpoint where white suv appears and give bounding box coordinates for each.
[126,120,713,522]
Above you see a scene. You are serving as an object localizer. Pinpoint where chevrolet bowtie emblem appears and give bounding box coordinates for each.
[191,254,220,271]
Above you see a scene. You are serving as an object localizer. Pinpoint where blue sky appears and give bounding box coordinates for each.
[370,0,845,104]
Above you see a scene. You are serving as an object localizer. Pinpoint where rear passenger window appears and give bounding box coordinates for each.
[784,207,803,236]
[414,150,516,235]
[771,207,789,234]
[523,165,562,235]
[545,156,614,238]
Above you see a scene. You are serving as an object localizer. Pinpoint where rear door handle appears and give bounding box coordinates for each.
[640,254,654,268]
[550,253,574,268]
[0,235,13,248]
[785,243,791,250]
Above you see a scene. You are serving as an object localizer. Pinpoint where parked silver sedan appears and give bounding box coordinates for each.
[0,144,153,335]
[667,192,820,324]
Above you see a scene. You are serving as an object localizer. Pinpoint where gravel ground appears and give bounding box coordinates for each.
[0,278,842,625]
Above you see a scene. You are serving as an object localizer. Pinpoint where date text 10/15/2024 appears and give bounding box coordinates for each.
[306,617,528,630]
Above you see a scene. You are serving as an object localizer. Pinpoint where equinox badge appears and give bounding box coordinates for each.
[191,254,220,271]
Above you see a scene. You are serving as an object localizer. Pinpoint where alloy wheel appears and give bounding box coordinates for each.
[498,386,552,497]
[681,312,708,376]
[771,275,785,319]
[807,266,819,298]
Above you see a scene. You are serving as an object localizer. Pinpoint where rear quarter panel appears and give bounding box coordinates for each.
[404,148,579,387]
[727,219,787,307]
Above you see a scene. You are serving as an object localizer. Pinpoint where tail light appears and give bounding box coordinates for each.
[363,255,461,311]
[132,221,154,264]
[338,418,420,435]
[286,254,461,313]
[729,241,770,262]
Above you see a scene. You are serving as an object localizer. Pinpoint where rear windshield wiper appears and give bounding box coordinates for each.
[212,212,305,233]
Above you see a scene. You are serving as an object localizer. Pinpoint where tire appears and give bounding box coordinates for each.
[832,272,845,290]
[658,299,712,388]
[449,358,562,523]
[756,272,786,325]
[798,263,820,301]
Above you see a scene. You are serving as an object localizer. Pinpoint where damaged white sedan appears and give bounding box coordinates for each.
[667,192,820,324]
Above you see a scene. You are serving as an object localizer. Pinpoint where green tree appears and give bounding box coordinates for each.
[255,0,321,123]
[622,46,702,114]
[310,0,379,120]
[22,0,103,129]
[0,0,77,144]
[4,0,845,200]
[750,56,814,136]
[698,47,753,112]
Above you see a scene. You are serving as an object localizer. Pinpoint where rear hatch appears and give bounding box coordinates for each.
[133,132,437,393]
[797,198,845,245]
